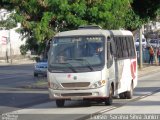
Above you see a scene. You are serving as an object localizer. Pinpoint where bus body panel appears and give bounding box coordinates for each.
[115,58,137,94]
[48,71,102,89]
[48,86,108,100]
[48,69,112,100]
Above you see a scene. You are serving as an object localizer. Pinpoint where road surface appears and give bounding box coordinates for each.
[0,64,49,114]
[1,64,160,120]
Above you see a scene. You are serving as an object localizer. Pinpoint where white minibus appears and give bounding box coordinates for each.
[47,26,137,107]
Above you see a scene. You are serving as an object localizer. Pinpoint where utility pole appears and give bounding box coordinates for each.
[139,25,143,69]
[8,30,12,64]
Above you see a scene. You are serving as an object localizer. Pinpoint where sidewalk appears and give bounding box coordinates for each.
[138,63,160,77]
[0,58,35,65]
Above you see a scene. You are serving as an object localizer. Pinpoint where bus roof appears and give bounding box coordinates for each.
[110,30,133,36]
[55,29,110,37]
[54,29,133,37]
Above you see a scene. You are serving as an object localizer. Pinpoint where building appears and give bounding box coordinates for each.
[0,9,26,60]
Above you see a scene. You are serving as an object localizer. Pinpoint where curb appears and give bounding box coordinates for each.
[20,85,48,89]
[20,82,48,90]
[0,59,35,66]
[138,65,160,77]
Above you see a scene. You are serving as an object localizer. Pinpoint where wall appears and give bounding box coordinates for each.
[0,29,26,59]
[0,9,26,59]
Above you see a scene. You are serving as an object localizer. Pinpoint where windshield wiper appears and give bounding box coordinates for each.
[60,62,77,73]
[69,58,94,71]
[49,62,77,73]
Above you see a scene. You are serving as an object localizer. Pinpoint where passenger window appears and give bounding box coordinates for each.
[107,40,113,68]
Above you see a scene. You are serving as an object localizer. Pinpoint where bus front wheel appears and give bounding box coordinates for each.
[56,100,65,107]
[105,86,113,105]
[119,93,126,99]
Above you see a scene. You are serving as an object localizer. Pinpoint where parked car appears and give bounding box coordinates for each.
[148,39,160,48]
[135,38,147,48]
[34,60,48,77]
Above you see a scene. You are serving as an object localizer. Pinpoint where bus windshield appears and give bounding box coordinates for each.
[48,36,105,72]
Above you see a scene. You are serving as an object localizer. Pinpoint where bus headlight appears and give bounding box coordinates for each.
[91,80,106,88]
[49,82,59,89]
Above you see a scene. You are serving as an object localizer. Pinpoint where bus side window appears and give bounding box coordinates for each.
[107,40,113,68]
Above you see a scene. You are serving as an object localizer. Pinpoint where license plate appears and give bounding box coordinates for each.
[38,68,46,71]
[71,97,83,100]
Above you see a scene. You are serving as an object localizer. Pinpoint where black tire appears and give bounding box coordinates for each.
[105,86,113,105]
[34,73,38,77]
[96,100,103,104]
[56,100,65,107]
[125,82,133,99]
[119,92,126,99]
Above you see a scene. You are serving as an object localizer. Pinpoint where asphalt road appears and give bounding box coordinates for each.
[1,64,160,120]
[0,64,36,88]
[0,64,49,114]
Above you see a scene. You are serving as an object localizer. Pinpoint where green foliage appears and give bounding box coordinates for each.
[132,0,160,20]
[0,13,17,30]
[1,0,160,55]
[125,9,144,30]
[20,44,28,55]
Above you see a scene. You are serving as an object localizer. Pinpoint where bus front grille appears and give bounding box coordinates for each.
[61,93,92,97]
[61,82,90,88]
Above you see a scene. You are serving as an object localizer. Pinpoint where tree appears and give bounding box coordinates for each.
[0,13,17,30]
[1,0,160,55]
[131,0,160,20]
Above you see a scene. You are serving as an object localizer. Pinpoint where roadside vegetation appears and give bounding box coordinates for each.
[0,0,160,55]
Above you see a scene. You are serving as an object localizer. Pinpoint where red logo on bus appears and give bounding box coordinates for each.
[67,74,71,78]
[130,60,136,79]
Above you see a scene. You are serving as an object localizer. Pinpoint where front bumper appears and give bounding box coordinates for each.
[48,86,108,100]
[34,69,47,75]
